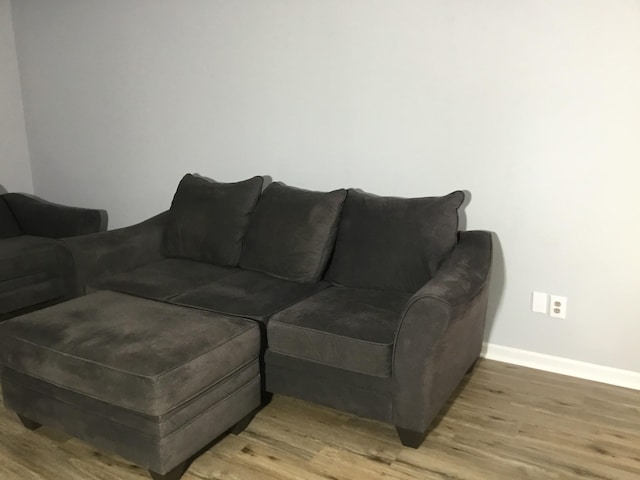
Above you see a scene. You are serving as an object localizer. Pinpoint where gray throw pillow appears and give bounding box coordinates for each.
[0,196,21,239]
[325,189,465,293]
[240,183,347,283]
[163,174,263,266]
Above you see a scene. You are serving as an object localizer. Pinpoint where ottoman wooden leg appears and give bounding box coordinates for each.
[230,408,258,435]
[17,415,42,431]
[149,460,188,480]
[396,426,428,448]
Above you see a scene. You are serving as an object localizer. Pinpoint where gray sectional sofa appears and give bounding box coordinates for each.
[0,193,106,320]
[0,174,492,480]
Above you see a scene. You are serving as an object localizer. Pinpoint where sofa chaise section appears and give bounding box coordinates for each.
[264,190,493,447]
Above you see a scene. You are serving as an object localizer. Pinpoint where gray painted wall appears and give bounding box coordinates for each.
[10,0,640,372]
[0,0,32,193]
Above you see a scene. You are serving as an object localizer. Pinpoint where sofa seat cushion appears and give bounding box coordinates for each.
[172,269,329,323]
[163,174,263,266]
[325,189,464,293]
[267,286,411,377]
[91,258,238,301]
[239,183,346,283]
[0,235,73,315]
[0,291,261,416]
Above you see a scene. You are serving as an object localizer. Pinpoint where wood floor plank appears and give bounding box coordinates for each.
[193,449,293,480]
[1,359,638,479]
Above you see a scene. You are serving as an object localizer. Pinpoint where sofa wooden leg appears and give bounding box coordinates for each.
[466,358,479,374]
[261,390,273,406]
[396,427,428,448]
[17,415,41,431]
[231,409,258,435]
[149,461,188,480]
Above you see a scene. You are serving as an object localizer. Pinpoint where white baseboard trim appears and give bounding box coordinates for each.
[481,343,640,391]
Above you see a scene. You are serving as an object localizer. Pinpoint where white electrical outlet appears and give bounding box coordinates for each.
[549,295,567,319]
[532,292,548,314]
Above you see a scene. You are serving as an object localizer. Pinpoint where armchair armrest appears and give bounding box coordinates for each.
[62,211,169,294]
[3,193,107,238]
[392,230,492,441]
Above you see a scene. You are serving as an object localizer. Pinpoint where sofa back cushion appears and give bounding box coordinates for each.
[240,183,347,283]
[163,174,263,266]
[325,189,464,293]
[0,196,22,239]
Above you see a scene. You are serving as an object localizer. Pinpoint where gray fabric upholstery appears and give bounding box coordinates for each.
[0,236,75,316]
[0,194,105,319]
[1,172,493,457]
[3,193,107,238]
[163,175,263,266]
[0,197,21,239]
[268,287,411,377]
[265,350,393,422]
[2,361,259,438]
[240,183,346,283]
[392,231,492,432]
[0,236,64,283]
[325,189,464,293]
[0,291,261,416]
[63,211,169,295]
[2,359,260,438]
[265,230,493,441]
[92,258,238,301]
[172,269,330,323]
[2,367,261,475]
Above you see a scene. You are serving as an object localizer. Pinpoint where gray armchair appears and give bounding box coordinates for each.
[0,193,107,320]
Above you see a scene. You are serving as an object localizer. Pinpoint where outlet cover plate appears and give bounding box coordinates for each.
[532,292,548,314]
[550,295,567,319]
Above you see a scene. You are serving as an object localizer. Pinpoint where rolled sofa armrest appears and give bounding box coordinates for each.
[392,230,493,433]
[62,211,169,294]
[3,193,107,238]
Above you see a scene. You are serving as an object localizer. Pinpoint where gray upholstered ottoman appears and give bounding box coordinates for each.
[0,291,261,480]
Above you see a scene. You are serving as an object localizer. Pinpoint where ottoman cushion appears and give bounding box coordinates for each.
[0,290,260,416]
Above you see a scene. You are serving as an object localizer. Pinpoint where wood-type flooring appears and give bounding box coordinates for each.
[1,359,638,479]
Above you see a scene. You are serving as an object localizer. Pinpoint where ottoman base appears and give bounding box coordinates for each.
[2,365,260,479]
[0,291,264,479]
